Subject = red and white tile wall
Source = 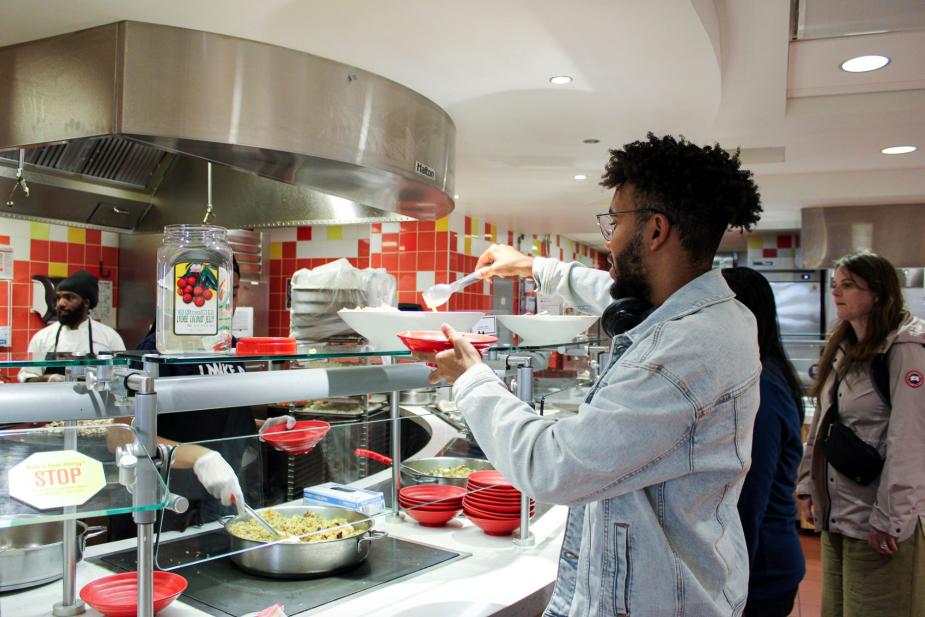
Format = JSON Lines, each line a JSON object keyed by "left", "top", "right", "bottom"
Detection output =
{"left": 0, "top": 219, "right": 120, "bottom": 381}
{"left": 265, "top": 212, "right": 606, "bottom": 338}
{"left": 746, "top": 233, "right": 801, "bottom": 269}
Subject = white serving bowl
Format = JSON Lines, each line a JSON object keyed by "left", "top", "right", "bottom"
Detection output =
{"left": 497, "top": 314, "right": 598, "bottom": 346}
{"left": 337, "top": 309, "right": 485, "bottom": 351}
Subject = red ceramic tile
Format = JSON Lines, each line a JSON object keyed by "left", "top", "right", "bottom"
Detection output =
{"left": 382, "top": 254, "right": 399, "bottom": 272}
{"left": 358, "top": 239, "right": 370, "bottom": 256}
{"left": 371, "top": 223, "right": 382, "bottom": 233}
{"left": 400, "top": 221, "right": 418, "bottom": 233}
{"left": 382, "top": 233, "right": 399, "bottom": 253}
{"left": 102, "top": 246, "right": 119, "bottom": 267}
{"left": 12, "top": 283, "right": 29, "bottom": 308}
{"left": 398, "top": 252, "right": 415, "bottom": 272}
{"left": 297, "top": 226, "right": 313, "bottom": 241}
{"left": 282, "top": 258, "right": 296, "bottom": 275}
{"left": 270, "top": 259, "right": 282, "bottom": 276}
{"left": 398, "top": 272, "right": 416, "bottom": 292}
{"left": 418, "top": 252, "right": 436, "bottom": 271}
{"left": 435, "top": 271, "right": 449, "bottom": 284}
{"left": 763, "top": 248, "right": 777, "bottom": 258}
{"left": 297, "top": 258, "right": 311, "bottom": 270}
{"left": 437, "top": 231, "right": 449, "bottom": 252}
{"left": 85, "top": 244, "right": 101, "bottom": 266}
{"left": 777, "top": 234, "right": 792, "bottom": 249}
{"left": 13, "top": 261, "right": 29, "bottom": 283}
{"left": 283, "top": 241, "right": 296, "bottom": 259}
{"left": 67, "top": 242, "right": 85, "bottom": 264}
{"left": 49, "top": 241, "right": 67, "bottom": 263}
{"left": 347, "top": 257, "right": 358, "bottom": 267}
{"left": 450, "top": 253, "right": 459, "bottom": 272}
{"left": 419, "top": 232, "right": 435, "bottom": 251}
{"left": 464, "top": 216, "right": 471, "bottom": 235}
{"left": 30, "top": 261, "right": 48, "bottom": 277}
{"left": 418, "top": 221, "right": 435, "bottom": 232}
{"left": 83, "top": 265, "right": 100, "bottom": 277}
{"left": 31, "top": 239, "right": 49, "bottom": 261}
{"left": 450, "top": 232, "right": 458, "bottom": 252}
{"left": 85, "top": 229, "right": 101, "bottom": 245}
{"left": 436, "top": 252, "right": 448, "bottom": 271}
{"left": 0, "top": 235, "right": 9, "bottom": 245}
{"left": 357, "top": 257, "right": 369, "bottom": 269}
{"left": 508, "top": 231, "right": 514, "bottom": 245}
{"left": 370, "top": 254, "right": 382, "bottom": 268}
{"left": 399, "top": 232, "right": 417, "bottom": 252}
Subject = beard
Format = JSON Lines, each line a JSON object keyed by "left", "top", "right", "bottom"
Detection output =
{"left": 609, "top": 229, "right": 652, "bottom": 301}
{"left": 57, "top": 307, "right": 83, "bottom": 328}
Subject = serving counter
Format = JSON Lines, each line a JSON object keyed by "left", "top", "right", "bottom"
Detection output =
{"left": 0, "top": 341, "right": 598, "bottom": 616}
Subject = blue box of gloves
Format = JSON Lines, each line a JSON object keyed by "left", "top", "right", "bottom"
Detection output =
{"left": 303, "top": 483, "right": 385, "bottom": 515}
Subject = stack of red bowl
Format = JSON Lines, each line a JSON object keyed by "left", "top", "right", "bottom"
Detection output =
{"left": 398, "top": 484, "right": 466, "bottom": 527}
{"left": 463, "top": 470, "right": 535, "bottom": 536}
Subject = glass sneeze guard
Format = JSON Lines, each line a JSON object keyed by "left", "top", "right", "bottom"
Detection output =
{"left": 0, "top": 423, "right": 168, "bottom": 527}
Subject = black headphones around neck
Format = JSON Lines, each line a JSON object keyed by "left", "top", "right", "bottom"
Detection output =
{"left": 601, "top": 297, "right": 654, "bottom": 337}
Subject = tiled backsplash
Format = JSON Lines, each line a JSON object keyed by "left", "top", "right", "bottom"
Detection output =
{"left": 0, "top": 219, "right": 120, "bottom": 381}
{"left": 266, "top": 212, "right": 606, "bottom": 338}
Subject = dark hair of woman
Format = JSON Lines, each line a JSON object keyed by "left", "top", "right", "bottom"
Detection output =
{"left": 721, "top": 267, "right": 804, "bottom": 422}
{"left": 811, "top": 250, "right": 908, "bottom": 401}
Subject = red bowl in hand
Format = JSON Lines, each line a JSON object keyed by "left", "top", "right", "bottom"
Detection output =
{"left": 260, "top": 420, "right": 331, "bottom": 455}
{"left": 396, "top": 330, "right": 498, "bottom": 354}
{"left": 404, "top": 506, "right": 462, "bottom": 527}
{"left": 80, "top": 571, "right": 187, "bottom": 617}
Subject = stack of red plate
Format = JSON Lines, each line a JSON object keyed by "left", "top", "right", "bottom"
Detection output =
{"left": 398, "top": 484, "right": 465, "bottom": 527}
{"left": 260, "top": 420, "right": 331, "bottom": 455}
{"left": 463, "top": 470, "right": 535, "bottom": 536}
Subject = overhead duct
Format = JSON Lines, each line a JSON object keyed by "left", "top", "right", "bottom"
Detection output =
{"left": 0, "top": 21, "right": 455, "bottom": 231}
{"left": 801, "top": 204, "right": 925, "bottom": 268}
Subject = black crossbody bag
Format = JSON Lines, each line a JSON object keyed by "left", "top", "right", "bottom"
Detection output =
{"left": 821, "top": 377, "right": 885, "bottom": 485}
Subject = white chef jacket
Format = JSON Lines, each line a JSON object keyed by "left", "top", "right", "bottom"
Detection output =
{"left": 17, "top": 318, "right": 126, "bottom": 382}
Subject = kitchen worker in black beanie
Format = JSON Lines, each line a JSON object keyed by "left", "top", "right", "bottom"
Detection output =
{"left": 18, "top": 270, "right": 125, "bottom": 382}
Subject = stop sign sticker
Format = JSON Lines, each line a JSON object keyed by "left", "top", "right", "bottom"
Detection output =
{"left": 8, "top": 451, "right": 106, "bottom": 510}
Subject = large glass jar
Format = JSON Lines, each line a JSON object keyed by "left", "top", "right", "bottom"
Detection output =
{"left": 156, "top": 225, "right": 233, "bottom": 353}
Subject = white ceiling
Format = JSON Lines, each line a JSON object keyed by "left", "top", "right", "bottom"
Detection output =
{"left": 1, "top": 0, "right": 923, "bottom": 244}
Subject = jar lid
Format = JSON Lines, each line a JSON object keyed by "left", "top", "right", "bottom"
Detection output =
{"left": 235, "top": 337, "right": 297, "bottom": 356}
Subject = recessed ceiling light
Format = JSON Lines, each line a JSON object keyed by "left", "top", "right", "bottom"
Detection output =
{"left": 583, "top": 138, "right": 600, "bottom": 144}
{"left": 549, "top": 75, "right": 573, "bottom": 85}
{"left": 880, "top": 145, "right": 917, "bottom": 155}
{"left": 573, "top": 174, "right": 587, "bottom": 181}
{"left": 453, "top": 194, "right": 459, "bottom": 199}
{"left": 840, "top": 55, "right": 890, "bottom": 73}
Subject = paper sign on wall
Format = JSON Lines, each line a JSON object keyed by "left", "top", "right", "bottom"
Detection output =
{"left": 8, "top": 450, "right": 106, "bottom": 510}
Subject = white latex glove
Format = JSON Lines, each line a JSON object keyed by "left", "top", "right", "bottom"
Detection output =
{"left": 192, "top": 450, "right": 243, "bottom": 507}
{"left": 46, "top": 374, "right": 66, "bottom": 382}
{"left": 259, "top": 415, "right": 296, "bottom": 434}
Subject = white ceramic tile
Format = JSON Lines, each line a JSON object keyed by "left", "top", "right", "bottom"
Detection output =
{"left": 370, "top": 234, "right": 382, "bottom": 253}
{"left": 415, "top": 270, "right": 435, "bottom": 291}
{"left": 11, "top": 237, "right": 29, "bottom": 260}
{"left": 49, "top": 224, "right": 68, "bottom": 242}
{"left": 268, "top": 227, "right": 297, "bottom": 242}
{"left": 381, "top": 222, "right": 401, "bottom": 233}
{"left": 0, "top": 218, "right": 29, "bottom": 240}
{"left": 101, "top": 231, "right": 120, "bottom": 247}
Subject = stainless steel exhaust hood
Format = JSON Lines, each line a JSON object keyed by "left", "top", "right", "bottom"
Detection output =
{"left": 802, "top": 204, "right": 925, "bottom": 268}
{"left": 0, "top": 21, "right": 455, "bottom": 231}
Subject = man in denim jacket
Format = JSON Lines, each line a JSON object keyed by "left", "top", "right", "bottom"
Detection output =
{"left": 421, "top": 134, "right": 764, "bottom": 616}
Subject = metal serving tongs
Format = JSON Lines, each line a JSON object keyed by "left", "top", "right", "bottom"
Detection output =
{"left": 230, "top": 494, "right": 284, "bottom": 540}
{"left": 5, "top": 149, "right": 30, "bottom": 208}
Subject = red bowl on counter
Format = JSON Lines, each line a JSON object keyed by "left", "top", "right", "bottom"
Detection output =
{"left": 260, "top": 420, "right": 331, "bottom": 455}
{"left": 463, "top": 499, "right": 535, "bottom": 520}
{"left": 400, "top": 484, "right": 467, "bottom": 502}
{"left": 236, "top": 337, "right": 297, "bottom": 356}
{"left": 403, "top": 506, "right": 462, "bottom": 527}
{"left": 466, "top": 513, "right": 523, "bottom": 536}
{"left": 464, "top": 494, "right": 534, "bottom": 514}
{"left": 466, "top": 470, "right": 515, "bottom": 488}
{"left": 80, "top": 571, "right": 187, "bottom": 617}
{"left": 396, "top": 330, "right": 498, "bottom": 354}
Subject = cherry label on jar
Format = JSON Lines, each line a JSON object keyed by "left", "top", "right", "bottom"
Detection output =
{"left": 173, "top": 261, "right": 221, "bottom": 335}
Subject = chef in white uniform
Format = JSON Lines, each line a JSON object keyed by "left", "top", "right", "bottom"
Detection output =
{"left": 18, "top": 270, "right": 125, "bottom": 382}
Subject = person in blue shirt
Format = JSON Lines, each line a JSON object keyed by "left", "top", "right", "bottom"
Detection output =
{"left": 722, "top": 267, "right": 806, "bottom": 617}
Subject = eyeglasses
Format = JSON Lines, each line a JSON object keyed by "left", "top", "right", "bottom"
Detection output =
{"left": 595, "top": 208, "right": 670, "bottom": 241}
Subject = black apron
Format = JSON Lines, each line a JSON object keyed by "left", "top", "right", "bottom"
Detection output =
{"left": 45, "top": 320, "right": 95, "bottom": 376}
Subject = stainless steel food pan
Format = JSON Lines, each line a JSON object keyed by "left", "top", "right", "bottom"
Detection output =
{"left": 0, "top": 520, "right": 106, "bottom": 592}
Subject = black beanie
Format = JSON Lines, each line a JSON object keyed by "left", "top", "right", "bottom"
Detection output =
{"left": 57, "top": 270, "right": 99, "bottom": 309}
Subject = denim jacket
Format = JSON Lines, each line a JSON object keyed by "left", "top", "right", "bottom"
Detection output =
{"left": 453, "top": 258, "right": 761, "bottom": 617}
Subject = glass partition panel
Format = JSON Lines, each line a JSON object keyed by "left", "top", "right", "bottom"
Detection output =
{"left": 0, "top": 353, "right": 130, "bottom": 368}
{"left": 149, "top": 405, "right": 546, "bottom": 570}
{"left": 0, "top": 423, "right": 167, "bottom": 527}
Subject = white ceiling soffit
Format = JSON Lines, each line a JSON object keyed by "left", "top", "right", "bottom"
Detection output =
{"left": 794, "top": 0, "right": 925, "bottom": 40}
{"left": 0, "top": 0, "right": 922, "bottom": 236}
